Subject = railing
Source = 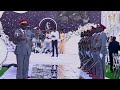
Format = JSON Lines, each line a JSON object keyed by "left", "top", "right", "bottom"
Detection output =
{"left": 105, "top": 53, "right": 120, "bottom": 79}
{"left": 112, "top": 53, "right": 120, "bottom": 79}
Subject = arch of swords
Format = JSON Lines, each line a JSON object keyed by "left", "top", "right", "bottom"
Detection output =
{"left": 78, "top": 11, "right": 120, "bottom": 79}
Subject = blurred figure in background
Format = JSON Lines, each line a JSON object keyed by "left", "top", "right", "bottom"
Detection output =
{"left": 108, "top": 36, "right": 120, "bottom": 73}
{"left": 109, "top": 36, "right": 113, "bottom": 43}
{"left": 32, "top": 27, "right": 41, "bottom": 53}
{"left": 59, "top": 29, "right": 65, "bottom": 54}
{"left": 51, "top": 29, "right": 59, "bottom": 57}
{"left": 42, "top": 31, "right": 51, "bottom": 54}
{"left": 14, "top": 20, "right": 35, "bottom": 79}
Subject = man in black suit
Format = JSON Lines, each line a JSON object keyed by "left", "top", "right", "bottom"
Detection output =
{"left": 108, "top": 36, "right": 119, "bottom": 73}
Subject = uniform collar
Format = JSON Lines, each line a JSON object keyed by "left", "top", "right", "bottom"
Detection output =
{"left": 92, "top": 33, "right": 96, "bottom": 36}
{"left": 100, "top": 31, "right": 104, "bottom": 34}
{"left": 20, "top": 28, "right": 25, "bottom": 31}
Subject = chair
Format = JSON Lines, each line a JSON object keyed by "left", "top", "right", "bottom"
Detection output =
{"left": 105, "top": 54, "right": 110, "bottom": 72}
{"left": 113, "top": 53, "right": 120, "bottom": 79}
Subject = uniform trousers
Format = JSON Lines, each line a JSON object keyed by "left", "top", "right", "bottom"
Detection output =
{"left": 16, "top": 54, "right": 30, "bottom": 79}
{"left": 52, "top": 40, "right": 58, "bottom": 56}
{"left": 96, "top": 52, "right": 105, "bottom": 79}
{"left": 109, "top": 53, "right": 114, "bottom": 72}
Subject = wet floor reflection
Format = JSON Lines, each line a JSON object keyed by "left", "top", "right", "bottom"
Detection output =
{"left": 30, "top": 64, "right": 80, "bottom": 79}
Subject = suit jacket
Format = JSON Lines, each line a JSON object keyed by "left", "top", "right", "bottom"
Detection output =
{"left": 97, "top": 32, "right": 107, "bottom": 55}
{"left": 108, "top": 40, "right": 119, "bottom": 54}
{"left": 14, "top": 28, "right": 35, "bottom": 55}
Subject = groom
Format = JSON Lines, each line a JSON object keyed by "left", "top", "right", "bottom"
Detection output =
{"left": 50, "top": 29, "right": 59, "bottom": 57}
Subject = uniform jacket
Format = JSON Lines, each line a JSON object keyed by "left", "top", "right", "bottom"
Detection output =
{"left": 14, "top": 28, "right": 35, "bottom": 55}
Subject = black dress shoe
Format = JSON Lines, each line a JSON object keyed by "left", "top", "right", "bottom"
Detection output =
{"left": 110, "top": 69, "right": 113, "bottom": 73}
{"left": 51, "top": 55, "right": 54, "bottom": 57}
{"left": 78, "top": 67, "right": 81, "bottom": 69}
{"left": 110, "top": 70, "right": 113, "bottom": 73}
{"left": 27, "top": 76, "right": 31, "bottom": 79}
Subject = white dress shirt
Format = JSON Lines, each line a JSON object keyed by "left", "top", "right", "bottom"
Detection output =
{"left": 15, "top": 29, "right": 25, "bottom": 37}
{"left": 16, "top": 28, "right": 25, "bottom": 37}
{"left": 50, "top": 31, "right": 59, "bottom": 41}
{"left": 20, "top": 29, "right": 26, "bottom": 34}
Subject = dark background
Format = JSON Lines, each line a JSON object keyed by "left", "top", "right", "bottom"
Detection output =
{"left": 0, "top": 11, "right": 101, "bottom": 44}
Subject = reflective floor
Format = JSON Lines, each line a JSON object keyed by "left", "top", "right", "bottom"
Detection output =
{"left": 0, "top": 52, "right": 84, "bottom": 79}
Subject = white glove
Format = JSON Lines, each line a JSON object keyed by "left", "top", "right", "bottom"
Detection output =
{"left": 91, "top": 54, "right": 93, "bottom": 58}
{"left": 16, "top": 33, "right": 19, "bottom": 36}
{"left": 86, "top": 51, "right": 90, "bottom": 56}
{"left": 86, "top": 51, "right": 88, "bottom": 55}
{"left": 81, "top": 52, "right": 83, "bottom": 56}
{"left": 99, "top": 53, "right": 103, "bottom": 59}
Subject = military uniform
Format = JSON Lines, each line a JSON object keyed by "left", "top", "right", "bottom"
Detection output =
{"left": 97, "top": 27, "right": 107, "bottom": 79}
{"left": 87, "top": 32, "right": 93, "bottom": 74}
{"left": 94, "top": 32, "right": 101, "bottom": 78}
{"left": 78, "top": 31, "right": 87, "bottom": 69}
{"left": 14, "top": 20, "right": 35, "bottom": 79}
{"left": 78, "top": 37, "right": 83, "bottom": 67}
{"left": 85, "top": 31, "right": 90, "bottom": 70}
{"left": 93, "top": 24, "right": 107, "bottom": 79}
{"left": 78, "top": 24, "right": 107, "bottom": 79}
{"left": 90, "top": 27, "right": 101, "bottom": 78}
{"left": 83, "top": 32, "right": 88, "bottom": 70}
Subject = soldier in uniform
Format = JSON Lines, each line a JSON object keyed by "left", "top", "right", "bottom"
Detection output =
{"left": 78, "top": 30, "right": 87, "bottom": 70}
{"left": 78, "top": 32, "right": 83, "bottom": 69}
{"left": 14, "top": 20, "right": 35, "bottom": 79}
{"left": 78, "top": 32, "right": 82, "bottom": 68}
{"left": 85, "top": 30, "right": 90, "bottom": 71}
{"left": 89, "top": 29, "right": 95, "bottom": 77}
{"left": 91, "top": 26, "right": 101, "bottom": 78}
{"left": 83, "top": 31, "right": 88, "bottom": 71}
{"left": 97, "top": 24, "right": 107, "bottom": 79}
{"left": 93, "top": 25, "right": 102, "bottom": 78}
{"left": 86, "top": 30, "right": 93, "bottom": 75}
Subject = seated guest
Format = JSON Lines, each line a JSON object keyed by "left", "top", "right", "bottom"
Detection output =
{"left": 42, "top": 31, "right": 51, "bottom": 54}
